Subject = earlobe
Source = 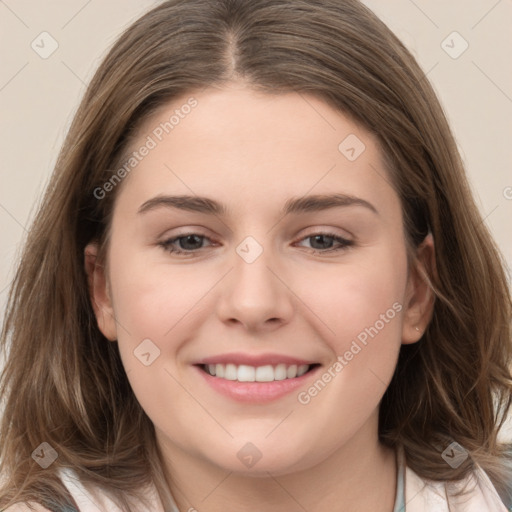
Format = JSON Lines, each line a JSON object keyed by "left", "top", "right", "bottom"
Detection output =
{"left": 402, "top": 233, "right": 436, "bottom": 345}
{"left": 84, "top": 242, "right": 117, "bottom": 341}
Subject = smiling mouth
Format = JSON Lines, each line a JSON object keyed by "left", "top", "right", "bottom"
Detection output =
{"left": 199, "top": 363, "right": 320, "bottom": 382}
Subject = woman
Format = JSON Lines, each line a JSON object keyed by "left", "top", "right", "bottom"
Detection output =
{"left": 1, "top": 1, "right": 511, "bottom": 510}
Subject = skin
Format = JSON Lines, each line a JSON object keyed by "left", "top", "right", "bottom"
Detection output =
{"left": 85, "top": 82, "right": 434, "bottom": 512}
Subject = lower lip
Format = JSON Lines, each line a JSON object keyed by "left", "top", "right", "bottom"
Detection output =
{"left": 194, "top": 365, "right": 321, "bottom": 403}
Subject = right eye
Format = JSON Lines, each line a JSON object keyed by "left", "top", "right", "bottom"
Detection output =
{"left": 158, "top": 233, "right": 216, "bottom": 256}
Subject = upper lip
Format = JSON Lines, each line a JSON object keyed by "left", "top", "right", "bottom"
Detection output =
{"left": 194, "top": 352, "right": 318, "bottom": 367}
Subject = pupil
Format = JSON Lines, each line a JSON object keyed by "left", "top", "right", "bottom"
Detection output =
{"left": 181, "top": 235, "right": 201, "bottom": 250}
{"left": 312, "top": 235, "right": 332, "bottom": 249}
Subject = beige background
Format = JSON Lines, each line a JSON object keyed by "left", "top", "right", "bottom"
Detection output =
{"left": 0, "top": 2, "right": 511, "bottom": 431}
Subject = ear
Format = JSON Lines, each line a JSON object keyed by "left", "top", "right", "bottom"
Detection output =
{"left": 84, "top": 242, "right": 117, "bottom": 341}
{"left": 401, "top": 233, "right": 436, "bottom": 344}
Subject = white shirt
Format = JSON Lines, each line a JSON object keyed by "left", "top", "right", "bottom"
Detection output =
{"left": 5, "top": 452, "right": 509, "bottom": 511}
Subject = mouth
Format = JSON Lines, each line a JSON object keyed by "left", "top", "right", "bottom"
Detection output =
{"left": 193, "top": 361, "right": 322, "bottom": 403}
{"left": 198, "top": 362, "right": 320, "bottom": 382}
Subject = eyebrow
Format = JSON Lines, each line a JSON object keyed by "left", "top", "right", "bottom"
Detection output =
{"left": 137, "top": 193, "right": 379, "bottom": 217}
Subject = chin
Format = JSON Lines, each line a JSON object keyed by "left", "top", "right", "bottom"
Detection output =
{"left": 204, "top": 438, "right": 318, "bottom": 477}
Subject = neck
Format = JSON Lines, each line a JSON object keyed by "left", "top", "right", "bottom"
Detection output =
{"left": 157, "top": 417, "right": 397, "bottom": 512}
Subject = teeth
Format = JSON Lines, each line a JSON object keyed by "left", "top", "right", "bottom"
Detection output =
{"left": 216, "top": 364, "right": 225, "bottom": 378}
{"left": 297, "top": 364, "right": 309, "bottom": 377}
{"left": 274, "top": 364, "right": 287, "bottom": 381}
{"left": 237, "top": 365, "right": 255, "bottom": 382}
{"left": 255, "top": 365, "right": 274, "bottom": 382}
{"left": 224, "top": 364, "right": 237, "bottom": 381}
{"left": 287, "top": 364, "right": 297, "bottom": 378}
{"left": 204, "top": 363, "right": 313, "bottom": 381}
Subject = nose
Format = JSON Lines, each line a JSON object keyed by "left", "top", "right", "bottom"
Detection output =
{"left": 215, "top": 241, "right": 294, "bottom": 333}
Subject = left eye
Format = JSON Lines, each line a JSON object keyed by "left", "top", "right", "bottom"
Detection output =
{"left": 296, "top": 233, "right": 353, "bottom": 252}
{"left": 158, "top": 232, "right": 353, "bottom": 256}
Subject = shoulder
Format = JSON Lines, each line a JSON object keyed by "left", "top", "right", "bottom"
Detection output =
{"left": 405, "top": 463, "right": 509, "bottom": 511}
{"left": 57, "top": 467, "right": 167, "bottom": 512}
{"left": 3, "top": 503, "right": 53, "bottom": 512}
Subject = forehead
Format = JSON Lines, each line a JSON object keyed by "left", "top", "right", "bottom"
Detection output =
{"left": 112, "top": 85, "right": 398, "bottom": 220}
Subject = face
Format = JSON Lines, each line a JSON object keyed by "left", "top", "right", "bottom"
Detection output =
{"left": 86, "top": 83, "right": 430, "bottom": 477}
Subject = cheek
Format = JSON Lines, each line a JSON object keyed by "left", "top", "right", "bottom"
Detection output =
{"left": 108, "top": 247, "right": 220, "bottom": 340}
{"left": 293, "top": 247, "right": 407, "bottom": 406}
{"left": 106, "top": 248, "right": 223, "bottom": 409}
{"left": 106, "top": 252, "right": 208, "bottom": 439}
{"left": 296, "top": 250, "right": 407, "bottom": 349}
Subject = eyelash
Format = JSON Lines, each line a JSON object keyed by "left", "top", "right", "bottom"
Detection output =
{"left": 158, "top": 232, "right": 354, "bottom": 256}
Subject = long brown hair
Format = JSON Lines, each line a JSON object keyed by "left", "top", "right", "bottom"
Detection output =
{"left": 1, "top": 0, "right": 511, "bottom": 510}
